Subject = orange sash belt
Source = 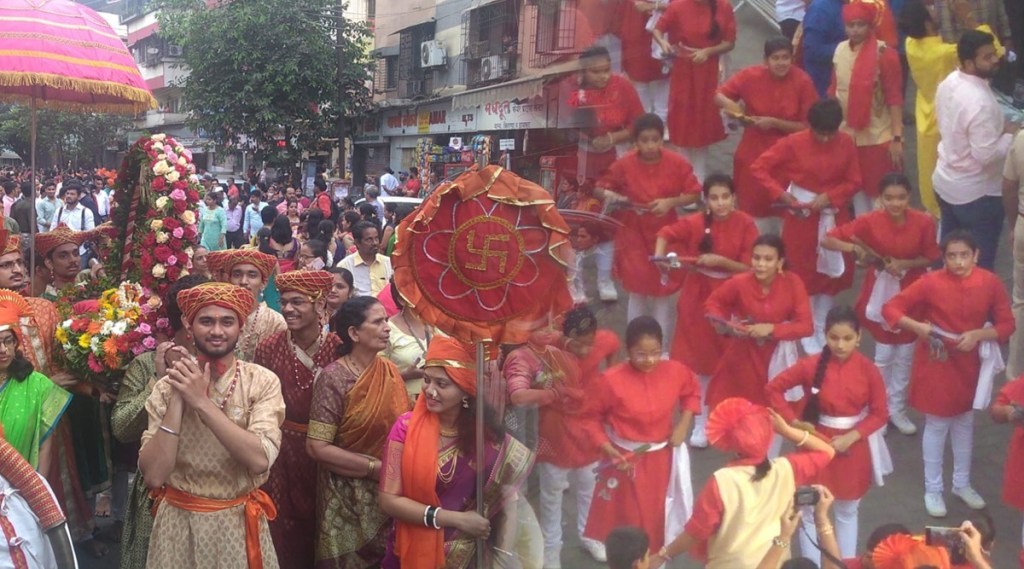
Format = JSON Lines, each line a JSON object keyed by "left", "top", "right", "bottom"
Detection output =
{"left": 150, "top": 485, "right": 278, "bottom": 569}
{"left": 281, "top": 419, "right": 308, "bottom": 434}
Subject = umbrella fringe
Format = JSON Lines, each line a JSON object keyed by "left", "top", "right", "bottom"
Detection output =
{"left": 0, "top": 71, "right": 156, "bottom": 113}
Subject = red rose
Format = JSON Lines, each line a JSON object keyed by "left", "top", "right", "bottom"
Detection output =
{"left": 172, "top": 180, "right": 188, "bottom": 191}
{"left": 166, "top": 266, "right": 181, "bottom": 281}
{"left": 142, "top": 234, "right": 156, "bottom": 247}
{"left": 175, "top": 164, "right": 187, "bottom": 175}
{"left": 183, "top": 227, "right": 197, "bottom": 241}
{"left": 151, "top": 176, "right": 166, "bottom": 190}
{"left": 163, "top": 218, "right": 181, "bottom": 230}
{"left": 153, "top": 245, "right": 173, "bottom": 263}
{"left": 173, "top": 200, "right": 187, "bottom": 214}
{"left": 168, "top": 238, "right": 183, "bottom": 252}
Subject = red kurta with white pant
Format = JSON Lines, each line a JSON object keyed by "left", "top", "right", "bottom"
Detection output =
{"left": 882, "top": 267, "right": 1014, "bottom": 417}
{"left": 583, "top": 359, "right": 700, "bottom": 550}
{"left": 656, "top": 210, "right": 759, "bottom": 375}
{"left": 765, "top": 352, "right": 889, "bottom": 499}
{"left": 598, "top": 149, "right": 703, "bottom": 296}
{"left": 826, "top": 209, "right": 941, "bottom": 344}
{"left": 995, "top": 376, "right": 1024, "bottom": 511}
{"left": 704, "top": 271, "right": 814, "bottom": 408}
{"left": 750, "top": 129, "right": 861, "bottom": 296}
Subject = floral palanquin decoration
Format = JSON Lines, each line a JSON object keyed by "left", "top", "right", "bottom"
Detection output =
{"left": 391, "top": 164, "right": 573, "bottom": 344}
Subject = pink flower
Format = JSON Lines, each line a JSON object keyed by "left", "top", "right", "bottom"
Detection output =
{"left": 156, "top": 318, "right": 169, "bottom": 329}
{"left": 169, "top": 189, "right": 186, "bottom": 201}
{"left": 87, "top": 353, "right": 104, "bottom": 373}
{"left": 172, "top": 228, "right": 184, "bottom": 239}
{"left": 181, "top": 148, "right": 193, "bottom": 161}
{"left": 131, "top": 344, "right": 147, "bottom": 356}
{"left": 166, "top": 151, "right": 178, "bottom": 163}
{"left": 137, "top": 322, "right": 152, "bottom": 335}
{"left": 167, "top": 255, "right": 178, "bottom": 267}
{"left": 142, "top": 336, "right": 157, "bottom": 350}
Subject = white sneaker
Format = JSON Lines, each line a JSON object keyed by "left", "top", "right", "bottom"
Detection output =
{"left": 597, "top": 279, "right": 618, "bottom": 302}
{"left": 690, "top": 424, "right": 708, "bottom": 448}
{"left": 581, "top": 538, "right": 607, "bottom": 562}
{"left": 953, "top": 486, "right": 987, "bottom": 510}
{"left": 890, "top": 413, "right": 918, "bottom": 435}
{"left": 543, "top": 546, "right": 561, "bottom": 569}
{"left": 924, "top": 492, "right": 947, "bottom": 517}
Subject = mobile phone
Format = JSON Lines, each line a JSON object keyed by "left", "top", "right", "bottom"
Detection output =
{"left": 794, "top": 486, "right": 819, "bottom": 507}
{"left": 309, "top": 257, "right": 325, "bottom": 270}
{"left": 925, "top": 526, "right": 966, "bottom": 564}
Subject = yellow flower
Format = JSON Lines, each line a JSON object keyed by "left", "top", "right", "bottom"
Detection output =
{"left": 181, "top": 210, "right": 196, "bottom": 225}
{"left": 55, "top": 327, "right": 68, "bottom": 344}
{"left": 78, "top": 333, "right": 92, "bottom": 349}
{"left": 151, "top": 219, "right": 164, "bottom": 231}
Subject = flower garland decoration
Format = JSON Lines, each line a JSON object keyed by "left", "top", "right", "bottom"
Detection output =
{"left": 55, "top": 282, "right": 160, "bottom": 389}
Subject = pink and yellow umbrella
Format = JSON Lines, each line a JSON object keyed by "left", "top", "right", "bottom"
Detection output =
{"left": 0, "top": 0, "right": 156, "bottom": 278}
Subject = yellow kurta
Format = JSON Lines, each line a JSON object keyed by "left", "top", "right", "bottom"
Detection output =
{"left": 905, "top": 26, "right": 1002, "bottom": 217}
{"left": 141, "top": 362, "right": 285, "bottom": 569}
{"left": 235, "top": 302, "right": 286, "bottom": 362}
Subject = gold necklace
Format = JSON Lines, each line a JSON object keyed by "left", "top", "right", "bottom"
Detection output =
{"left": 437, "top": 444, "right": 459, "bottom": 484}
{"left": 440, "top": 426, "right": 458, "bottom": 438}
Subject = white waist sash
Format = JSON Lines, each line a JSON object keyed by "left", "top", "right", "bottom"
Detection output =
{"left": 606, "top": 428, "right": 693, "bottom": 546}
{"left": 818, "top": 409, "right": 893, "bottom": 486}
{"left": 932, "top": 323, "right": 1004, "bottom": 410}
{"left": 788, "top": 183, "right": 844, "bottom": 278}
{"left": 0, "top": 474, "right": 64, "bottom": 569}
{"left": 769, "top": 340, "right": 803, "bottom": 402}
{"left": 864, "top": 270, "right": 902, "bottom": 326}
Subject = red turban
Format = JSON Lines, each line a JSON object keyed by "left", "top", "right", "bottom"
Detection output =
{"left": 177, "top": 282, "right": 256, "bottom": 325}
{"left": 0, "top": 289, "right": 30, "bottom": 345}
{"left": 276, "top": 269, "right": 334, "bottom": 300}
{"left": 215, "top": 249, "right": 277, "bottom": 281}
{"left": 842, "top": 1, "right": 881, "bottom": 130}
{"left": 1, "top": 234, "right": 18, "bottom": 257}
{"left": 706, "top": 398, "right": 774, "bottom": 461}
{"left": 842, "top": 1, "right": 877, "bottom": 23}
{"left": 423, "top": 336, "right": 477, "bottom": 397}
{"left": 34, "top": 225, "right": 81, "bottom": 259}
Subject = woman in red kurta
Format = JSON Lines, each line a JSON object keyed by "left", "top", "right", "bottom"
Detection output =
{"left": 751, "top": 98, "right": 861, "bottom": 355}
{"left": 567, "top": 46, "right": 646, "bottom": 179}
{"left": 653, "top": 0, "right": 736, "bottom": 179}
{"left": 653, "top": 174, "right": 758, "bottom": 447}
{"left": 618, "top": 0, "right": 669, "bottom": 119}
{"left": 704, "top": 234, "right": 814, "bottom": 409}
{"left": 766, "top": 305, "right": 889, "bottom": 560}
{"left": 715, "top": 37, "right": 819, "bottom": 222}
{"left": 991, "top": 376, "right": 1024, "bottom": 567}
{"left": 882, "top": 231, "right": 1014, "bottom": 518}
{"left": 596, "top": 113, "right": 702, "bottom": 347}
{"left": 583, "top": 315, "right": 699, "bottom": 552}
{"left": 650, "top": 397, "right": 835, "bottom": 568}
{"left": 822, "top": 173, "right": 940, "bottom": 435}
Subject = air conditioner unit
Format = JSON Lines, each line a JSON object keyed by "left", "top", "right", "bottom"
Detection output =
{"left": 420, "top": 40, "right": 446, "bottom": 68}
{"left": 479, "top": 55, "right": 508, "bottom": 81}
{"left": 167, "top": 45, "right": 183, "bottom": 57}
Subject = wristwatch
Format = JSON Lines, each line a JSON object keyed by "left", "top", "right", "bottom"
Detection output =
{"left": 772, "top": 536, "right": 790, "bottom": 549}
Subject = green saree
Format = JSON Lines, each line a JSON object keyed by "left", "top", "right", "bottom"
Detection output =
{"left": 0, "top": 371, "right": 72, "bottom": 468}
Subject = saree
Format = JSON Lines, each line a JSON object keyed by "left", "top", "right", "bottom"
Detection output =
{"left": 308, "top": 356, "right": 409, "bottom": 569}
{"left": 0, "top": 371, "right": 71, "bottom": 468}
{"left": 381, "top": 413, "right": 535, "bottom": 569}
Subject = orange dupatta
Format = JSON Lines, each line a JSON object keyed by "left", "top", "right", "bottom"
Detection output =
{"left": 337, "top": 356, "right": 410, "bottom": 456}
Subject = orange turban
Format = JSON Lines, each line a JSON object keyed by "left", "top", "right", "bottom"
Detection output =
{"left": 706, "top": 398, "right": 774, "bottom": 461}
{"left": 176, "top": 282, "right": 256, "bottom": 325}
{"left": 872, "top": 534, "right": 951, "bottom": 569}
{"left": 215, "top": 249, "right": 277, "bottom": 281}
{"left": 34, "top": 225, "right": 81, "bottom": 259}
{"left": 205, "top": 250, "right": 229, "bottom": 280}
{"left": 2, "top": 234, "right": 20, "bottom": 257}
{"left": 276, "top": 269, "right": 334, "bottom": 300}
{"left": 0, "top": 290, "right": 32, "bottom": 345}
{"left": 423, "top": 336, "right": 477, "bottom": 397}
{"left": 842, "top": 0, "right": 877, "bottom": 23}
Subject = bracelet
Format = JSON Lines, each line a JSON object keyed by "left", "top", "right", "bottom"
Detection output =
{"left": 658, "top": 546, "right": 673, "bottom": 560}
{"left": 423, "top": 505, "right": 432, "bottom": 528}
{"left": 773, "top": 536, "right": 789, "bottom": 549}
{"left": 796, "top": 430, "right": 809, "bottom": 447}
{"left": 818, "top": 523, "right": 835, "bottom": 536}
{"left": 432, "top": 507, "right": 443, "bottom": 530}
{"left": 159, "top": 425, "right": 180, "bottom": 437}
{"left": 366, "top": 458, "right": 376, "bottom": 478}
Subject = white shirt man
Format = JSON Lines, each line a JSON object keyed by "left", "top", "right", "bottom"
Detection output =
{"left": 379, "top": 169, "right": 400, "bottom": 196}
{"left": 94, "top": 188, "right": 111, "bottom": 219}
{"left": 48, "top": 186, "right": 95, "bottom": 233}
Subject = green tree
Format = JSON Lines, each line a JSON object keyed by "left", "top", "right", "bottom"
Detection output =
{"left": 157, "top": 0, "right": 374, "bottom": 171}
{"left": 0, "top": 104, "right": 132, "bottom": 168}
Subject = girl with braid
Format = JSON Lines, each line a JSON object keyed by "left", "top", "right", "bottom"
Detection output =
{"left": 765, "top": 306, "right": 891, "bottom": 562}
{"left": 653, "top": 174, "right": 758, "bottom": 447}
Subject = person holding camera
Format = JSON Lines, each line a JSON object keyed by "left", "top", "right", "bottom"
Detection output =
{"left": 990, "top": 373, "right": 1024, "bottom": 566}
{"left": 759, "top": 485, "right": 844, "bottom": 569}
{"left": 766, "top": 306, "right": 891, "bottom": 562}
{"left": 650, "top": 397, "right": 835, "bottom": 568}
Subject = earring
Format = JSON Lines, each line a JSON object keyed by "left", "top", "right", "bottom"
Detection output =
{"left": 462, "top": 398, "right": 470, "bottom": 409}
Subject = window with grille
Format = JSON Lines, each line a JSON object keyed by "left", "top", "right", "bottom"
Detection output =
{"left": 531, "top": 0, "right": 579, "bottom": 67}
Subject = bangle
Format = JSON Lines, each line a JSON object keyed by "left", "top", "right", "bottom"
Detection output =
{"left": 818, "top": 523, "right": 835, "bottom": 536}
{"left": 658, "top": 546, "right": 672, "bottom": 559}
{"left": 366, "top": 458, "right": 375, "bottom": 478}
{"left": 423, "top": 505, "right": 432, "bottom": 527}
{"left": 773, "top": 536, "right": 789, "bottom": 549}
{"left": 159, "top": 425, "right": 179, "bottom": 437}
{"left": 432, "top": 507, "right": 443, "bottom": 529}
{"left": 796, "top": 430, "right": 809, "bottom": 447}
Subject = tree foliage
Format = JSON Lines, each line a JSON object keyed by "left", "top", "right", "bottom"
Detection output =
{"left": 156, "top": 0, "right": 374, "bottom": 166}
{"left": 0, "top": 104, "right": 132, "bottom": 168}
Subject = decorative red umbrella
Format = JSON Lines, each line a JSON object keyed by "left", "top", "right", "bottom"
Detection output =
{"left": 0, "top": 0, "right": 156, "bottom": 278}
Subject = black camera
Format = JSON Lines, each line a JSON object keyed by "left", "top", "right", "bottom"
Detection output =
{"left": 925, "top": 526, "right": 966, "bottom": 565}
{"left": 794, "top": 486, "right": 819, "bottom": 507}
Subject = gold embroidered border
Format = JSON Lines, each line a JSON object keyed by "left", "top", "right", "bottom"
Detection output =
{"left": 307, "top": 420, "right": 338, "bottom": 443}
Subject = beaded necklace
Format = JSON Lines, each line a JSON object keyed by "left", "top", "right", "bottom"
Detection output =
{"left": 290, "top": 330, "right": 324, "bottom": 391}
{"left": 212, "top": 361, "right": 241, "bottom": 410}
{"left": 237, "top": 304, "right": 262, "bottom": 359}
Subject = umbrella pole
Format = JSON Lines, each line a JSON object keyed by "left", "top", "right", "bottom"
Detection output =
{"left": 29, "top": 99, "right": 37, "bottom": 287}
{"left": 475, "top": 341, "right": 486, "bottom": 568}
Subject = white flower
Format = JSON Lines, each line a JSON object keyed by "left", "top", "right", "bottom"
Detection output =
{"left": 151, "top": 134, "right": 166, "bottom": 142}
{"left": 90, "top": 336, "right": 101, "bottom": 351}
{"left": 155, "top": 196, "right": 169, "bottom": 209}
{"left": 181, "top": 210, "right": 195, "bottom": 225}
{"left": 166, "top": 171, "right": 181, "bottom": 183}
{"left": 153, "top": 162, "right": 171, "bottom": 176}
{"left": 157, "top": 154, "right": 167, "bottom": 162}
{"left": 150, "top": 219, "right": 163, "bottom": 231}
{"left": 184, "top": 247, "right": 194, "bottom": 258}
{"left": 112, "top": 321, "right": 128, "bottom": 335}
{"left": 177, "top": 157, "right": 187, "bottom": 166}
{"left": 62, "top": 319, "right": 73, "bottom": 328}
{"left": 152, "top": 142, "right": 164, "bottom": 152}
{"left": 100, "top": 320, "right": 114, "bottom": 335}
{"left": 156, "top": 231, "right": 169, "bottom": 244}
{"left": 152, "top": 264, "right": 167, "bottom": 278}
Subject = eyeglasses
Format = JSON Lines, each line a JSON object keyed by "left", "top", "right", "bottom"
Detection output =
{"left": 279, "top": 298, "right": 313, "bottom": 309}
{"left": 0, "top": 336, "right": 18, "bottom": 351}
{"left": 0, "top": 259, "right": 25, "bottom": 271}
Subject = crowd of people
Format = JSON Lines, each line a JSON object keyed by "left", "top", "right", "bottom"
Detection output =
{"left": 1, "top": 0, "right": 1024, "bottom": 565}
